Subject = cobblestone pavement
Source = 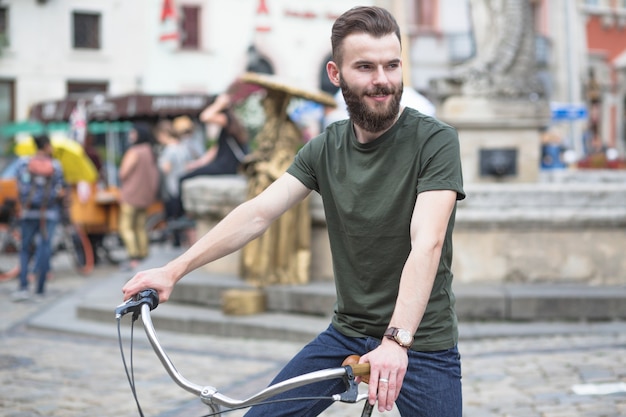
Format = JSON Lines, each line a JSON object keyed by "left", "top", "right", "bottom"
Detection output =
{"left": 1, "top": 253, "right": 626, "bottom": 417}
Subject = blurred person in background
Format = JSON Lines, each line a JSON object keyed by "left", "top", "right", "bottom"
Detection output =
{"left": 173, "top": 115, "right": 204, "bottom": 162}
{"left": 13, "top": 135, "right": 65, "bottom": 301}
{"left": 183, "top": 93, "right": 248, "bottom": 180}
{"left": 118, "top": 123, "right": 160, "bottom": 271}
{"left": 175, "top": 94, "right": 249, "bottom": 220}
{"left": 155, "top": 120, "right": 193, "bottom": 247}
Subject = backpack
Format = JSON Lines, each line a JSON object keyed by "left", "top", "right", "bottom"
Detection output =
{"left": 18, "top": 156, "right": 57, "bottom": 210}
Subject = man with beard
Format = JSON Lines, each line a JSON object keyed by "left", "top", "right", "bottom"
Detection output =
{"left": 122, "top": 6, "right": 465, "bottom": 416}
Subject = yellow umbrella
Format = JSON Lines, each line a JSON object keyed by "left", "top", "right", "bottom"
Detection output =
{"left": 14, "top": 135, "right": 98, "bottom": 184}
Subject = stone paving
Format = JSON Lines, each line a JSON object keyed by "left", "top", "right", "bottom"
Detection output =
{"left": 1, "top": 251, "right": 626, "bottom": 417}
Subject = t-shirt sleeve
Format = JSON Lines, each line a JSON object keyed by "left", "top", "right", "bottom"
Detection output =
{"left": 416, "top": 126, "right": 466, "bottom": 201}
{"left": 287, "top": 137, "right": 319, "bottom": 192}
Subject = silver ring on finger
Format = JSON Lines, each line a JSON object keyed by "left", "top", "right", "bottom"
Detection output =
{"left": 379, "top": 378, "right": 389, "bottom": 384}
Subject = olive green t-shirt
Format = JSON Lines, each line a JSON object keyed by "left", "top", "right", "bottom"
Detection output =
{"left": 287, "top": 107, "right": 465, "bottom": 351}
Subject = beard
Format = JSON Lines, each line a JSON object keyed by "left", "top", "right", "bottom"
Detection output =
{"left": 340, "top": 77, "right": 403, "bottom": 133}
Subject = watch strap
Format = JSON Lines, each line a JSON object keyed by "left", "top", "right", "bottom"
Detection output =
{"left": 384, "top": 327, "right": 413, "bottom": 348}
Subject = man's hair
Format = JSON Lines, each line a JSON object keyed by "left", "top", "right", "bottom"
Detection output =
{"left": 33, "top": 134, "right": 51, "bottom": 150}
{"left": 331, "top": 6, "right": 401, "bottom": 67}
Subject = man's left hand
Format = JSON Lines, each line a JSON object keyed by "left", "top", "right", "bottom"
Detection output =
{"left": 360, "top": 339, "right": 408, "bottom": 412}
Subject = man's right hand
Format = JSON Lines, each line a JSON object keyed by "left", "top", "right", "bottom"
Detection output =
{"left": 122, "top": 266, "right": 176, "bottom": 304}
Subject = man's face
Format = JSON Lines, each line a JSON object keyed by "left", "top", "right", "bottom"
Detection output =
{"left": 333, "top": 33, "right": 403, "bottom": 133}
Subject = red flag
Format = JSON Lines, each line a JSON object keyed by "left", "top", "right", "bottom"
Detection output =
{"left": 159, "top": 0, "right": 179, "bottom": 44}
{"left": 255, "top": 0, "right": 271, "bottom": 32}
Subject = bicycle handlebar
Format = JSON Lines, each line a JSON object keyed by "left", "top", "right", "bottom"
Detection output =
{"left": 115, "top": 289, "right": 159, "bottom": 319}
{"left": 117, "top": 289, "right": 372, "bottom": 413}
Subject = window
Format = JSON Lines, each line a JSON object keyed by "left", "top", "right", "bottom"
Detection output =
{"left": 448, "top": 32, "right": 474, "bottom": 64}
{"left": 67, "top": 81, "right": 108, "bottom": 97}
{"left": 0, "top": 7, "right": 8, "bottom": 47}
{"left": 73, "top": 12, "right": 101, "bottom": 49}
{"left": 0, "top": 80, "right": 15, "bottom": 126}
{"left": 180, "top": 6, "right": 200, "bottom": 49}
{"left": 416, "top": 0, "right": 438, "bottom": 33}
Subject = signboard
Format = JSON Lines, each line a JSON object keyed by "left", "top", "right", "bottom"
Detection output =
{"left": 29, "top": 93, "right": 214, "bottom": 123}
{"left": 550, "top": 102, "right": 588, "bottom": 121}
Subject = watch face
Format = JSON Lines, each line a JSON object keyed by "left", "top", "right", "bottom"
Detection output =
{"left": 397, "top": 329, "right": 412, "bottom": 345}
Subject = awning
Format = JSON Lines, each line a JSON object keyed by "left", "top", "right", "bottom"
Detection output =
{"left": 29, "top": 93, "right": 215, "bottom": 123}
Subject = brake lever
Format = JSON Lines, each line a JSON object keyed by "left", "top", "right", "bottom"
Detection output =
{"left": 115, "top": 289, "right": 159, "bottom": 319}
{"left": 334, "top": 365, "right": 360, "bottom": 403}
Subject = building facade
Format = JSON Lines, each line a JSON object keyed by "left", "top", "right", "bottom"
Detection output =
{"left": 0, "top": 0, "right": 624, "bottom": 162}
{"left": 0, "top": 0, "right": 370, "bottom": 124}
{"left": 581, "top": 0, "right": 626, "bottom": 155}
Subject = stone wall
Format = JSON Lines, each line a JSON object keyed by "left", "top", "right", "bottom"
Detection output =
{"left": 182, "top": 172, "right": 626, "bottom": 285}
{"left": 455, "top": 174, "right": 626, "bottom": 284}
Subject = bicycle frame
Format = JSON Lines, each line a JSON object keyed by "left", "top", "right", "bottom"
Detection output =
{"left": 118, "top": 291, "right": 371, "bottom": 416}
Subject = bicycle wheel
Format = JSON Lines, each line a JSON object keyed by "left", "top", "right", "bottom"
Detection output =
{"left": 62, "top": 224, "right": 94, "bottom": 275}
{"left": 146, "top": 211, "right": 167, "bottom": 244}
{"left": 0, "top": 221, "right": 21, "bottom": 281}
{"left": 98, "top": 232, "right": 126, "bottom": 265}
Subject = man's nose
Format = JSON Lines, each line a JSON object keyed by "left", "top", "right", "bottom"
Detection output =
{"left": 372, "top": 66, "right": 389, "bottom": 86}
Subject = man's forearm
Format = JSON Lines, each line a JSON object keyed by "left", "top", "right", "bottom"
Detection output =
{"left": 388, "top": 243, "right": 441, "bottom": 335}
{"left": 163, "top": 173, "right": 311, "bottom": 284}
{"left": 164, "top": 200, "right": 268, "bottom": 281}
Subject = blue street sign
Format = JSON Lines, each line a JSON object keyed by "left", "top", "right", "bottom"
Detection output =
{"left": 550, "top": 103, "right": 588, "bottom": 121}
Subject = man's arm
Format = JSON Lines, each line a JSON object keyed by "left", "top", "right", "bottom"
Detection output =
{"left": 122, "top": 173, "right": 311, "bottom": 302}
{"left": 362, "top": 189, "right": 458, "bottom": 412}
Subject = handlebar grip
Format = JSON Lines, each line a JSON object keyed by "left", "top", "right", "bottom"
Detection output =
{"left": 342, "top": 355, "right": 370, "bottom": 384}
{"left": 350, "top": 363, "right": 371, "bottom": 377}
{"left": 115, "top": 288, "right": 159, "bottom": 318}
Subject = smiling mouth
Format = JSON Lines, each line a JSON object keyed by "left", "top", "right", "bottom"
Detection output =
{"left": 366, "top": 93, "right": 390, "bottom": 104}
{"left": 365, "top": 88, "right": 393, "bottom": 100}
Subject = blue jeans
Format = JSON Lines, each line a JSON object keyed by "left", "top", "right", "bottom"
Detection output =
{"left": 18, "top": 218, "right": 57, "bottom": 295}
{"left": 244, "top": 325, "right": 462, "bottom": 417}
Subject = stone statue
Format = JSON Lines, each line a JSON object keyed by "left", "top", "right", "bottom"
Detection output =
{"left": 437, "top": 0, "right": 545, "bottom": 99}
{"left": 241, "top": 88, "right": 311, "bottom": 286}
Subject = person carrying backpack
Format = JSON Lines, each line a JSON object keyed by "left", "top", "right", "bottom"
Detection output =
{"left": 12, "top": 134, "right": 65, "bottom": 302}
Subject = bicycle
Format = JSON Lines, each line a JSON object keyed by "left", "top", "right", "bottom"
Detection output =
{"left": 54, "top": 208, "right": 94, "bottom": 275}
{"left": 0, "top": 200, "right": 20, "bottom": 280}
{"left": 115, "top": 289, "right": 375, "bottom": 417}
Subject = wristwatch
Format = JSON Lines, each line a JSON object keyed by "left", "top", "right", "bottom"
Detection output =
{"left": 384, "top": 327, "right": 414, "bottom": 348}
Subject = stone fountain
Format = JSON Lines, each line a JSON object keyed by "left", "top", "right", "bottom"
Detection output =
{"left": 431, "top": 0, "right": 626, "bottom": 285}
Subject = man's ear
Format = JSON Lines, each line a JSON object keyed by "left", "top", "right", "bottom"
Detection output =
{"left": 326, "top": 61, "right": 341, "bottom": 87}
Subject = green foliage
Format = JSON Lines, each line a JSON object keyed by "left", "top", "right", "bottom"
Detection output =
{"left": 234, "top": 91, "right": 266, "bottom": 152}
